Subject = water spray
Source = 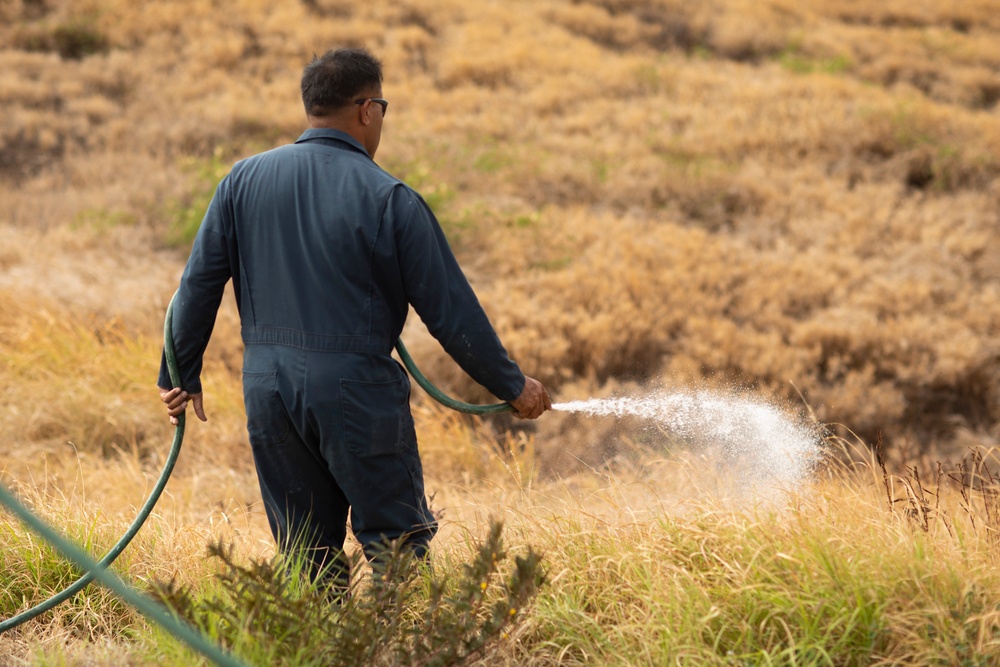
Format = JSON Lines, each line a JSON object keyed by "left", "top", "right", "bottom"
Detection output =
{"left": 554, "top": 391, "right": 823, "bottom": 492}
{"left": 400, "top": 339, "right": 822, "bottom": 491}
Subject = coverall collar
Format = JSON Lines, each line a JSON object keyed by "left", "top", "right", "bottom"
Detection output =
{"left": 295, "top": 128, "right": 372, "bottom": 158}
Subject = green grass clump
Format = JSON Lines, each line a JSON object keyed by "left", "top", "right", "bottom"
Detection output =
{"left": 0, "top": 495, "right": 142, "bottom": 639}
{"left": 14, "top": 18, "right": 110, "bottom": 60}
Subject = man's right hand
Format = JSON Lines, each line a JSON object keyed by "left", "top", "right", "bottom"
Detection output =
{"left": 158, "top": 386, "right": 208, "bottom": 425}
{"left": 510, "top": 376, "right": 552, "bottom": 419}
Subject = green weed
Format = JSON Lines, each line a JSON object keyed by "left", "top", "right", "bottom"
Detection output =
{"left": 779, "top": 52, "right": 852, "bottom": 75}
{"left": 15, "top": 18, "right": 109, "bottom": 60}
{"left": 71, "top": 208, "right": 137, "bottom": 233}
{"left": 472, "top": 146, "right": 513, "bottom": 174}
{"left": 150, "top": 519, "right": 544, "bottom": 667}
{"left": 162, "top": 151, "right": 231, "bottom": 248}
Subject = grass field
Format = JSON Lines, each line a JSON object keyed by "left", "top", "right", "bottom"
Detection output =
{"left": 2, "top": 0, "right": 1000, "bottom": 664}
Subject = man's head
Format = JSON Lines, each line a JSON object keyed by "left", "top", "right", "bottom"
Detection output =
{"left": 301, "top": 48, "right": 386, "bottom": 157}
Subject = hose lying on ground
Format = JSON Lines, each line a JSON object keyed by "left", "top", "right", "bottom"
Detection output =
{"left": 0, "top": 292, "right": 187, "bottom": 634}
{"left": 0, "top": 292, "right": 248, "bottom": 666}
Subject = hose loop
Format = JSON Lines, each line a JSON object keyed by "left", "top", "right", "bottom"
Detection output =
{"left": 394, "top": 339, "right": 513, "bottom": 415}
{"left": 0, "top": 292, "right": 186, "bottom": 633}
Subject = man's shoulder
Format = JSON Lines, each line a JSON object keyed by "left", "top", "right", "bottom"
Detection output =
{"left": 232, "top": 143, "right": 301, "bottom": 168}
{"left": 221, "top": 145, "right": 288, "bottom": 182}
{"left": 235, "top": 143, "right": 399, "bottom": 179}
{"left": 226, "top": 142, "right": 419, "bottom": 205}
{"left": 351, "top": 160, "right": 417, "bottom": 201}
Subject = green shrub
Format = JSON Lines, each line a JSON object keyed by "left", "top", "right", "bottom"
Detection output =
{"left": 152, "top": 519, "right": 545, "bottom": 667}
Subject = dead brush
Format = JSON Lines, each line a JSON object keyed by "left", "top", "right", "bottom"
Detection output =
{"left": 874, "top": 433, "right": 950, "bottom": 535}
{"left": 875, "top": 434, "right": 1000, "bottom": 547}
{"left": 948, "top": 448, "right": 1000, "bottom": 548}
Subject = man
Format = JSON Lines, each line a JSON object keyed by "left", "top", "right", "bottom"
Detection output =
{"left": 157, "top": 48, "right": 551, "bottom": 588}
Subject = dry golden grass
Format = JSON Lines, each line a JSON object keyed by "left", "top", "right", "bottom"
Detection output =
{"left": 2, "top": 0, "right": 1000, "bottom": 660}
{"left": 10, "top": 438, "right": 1000, "bottom": 664}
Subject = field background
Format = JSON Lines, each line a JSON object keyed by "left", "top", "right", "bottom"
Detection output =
{"left": 2, "top": 0, "right": 1000, "bottom": 664}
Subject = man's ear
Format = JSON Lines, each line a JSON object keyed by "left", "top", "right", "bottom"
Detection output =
{"left": 357, "top": 100, "right": 372, "bottom": 127}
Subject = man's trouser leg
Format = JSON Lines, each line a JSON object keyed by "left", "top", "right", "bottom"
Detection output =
{"left": 322, "top": 374, "right": 439, "bottom": 572}
{"left": 245, "top": 347, "right": 438, "bottom": 585}
{"left": 337, "top": 437, "right": 438, "bottom": 576}
{"left": 244, "top": 368, "right": 351, "bottom": 592}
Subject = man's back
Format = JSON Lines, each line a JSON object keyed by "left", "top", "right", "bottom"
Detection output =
{"left": 228, "top": 130, "right": 406, "bottom": 342}
{"left": 163, "top": 126, "right": 525, "bottom": 402}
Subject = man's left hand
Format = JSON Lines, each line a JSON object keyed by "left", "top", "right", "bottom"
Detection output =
{"left": 509, "top": 376, "right": 551, "bottom": 420}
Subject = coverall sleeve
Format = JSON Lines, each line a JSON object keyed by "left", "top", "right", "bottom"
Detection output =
{"left": 156, "top": 177, "right": 234, "bottom": 394}
{"left": 388, "top": 185, "right": 526, "bottom": 403}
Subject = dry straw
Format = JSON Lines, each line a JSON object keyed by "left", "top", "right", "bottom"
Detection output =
{"left": 2, "top": 0, "right": 1000, "bottom": 662}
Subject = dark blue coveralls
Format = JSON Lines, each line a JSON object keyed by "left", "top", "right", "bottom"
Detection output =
{"left": 158, "top": 128, "right": 526, "bottom": 582}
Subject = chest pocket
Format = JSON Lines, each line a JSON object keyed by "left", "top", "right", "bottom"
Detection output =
{"left": 341, "top": 377, "right": 410, "bottom": 458}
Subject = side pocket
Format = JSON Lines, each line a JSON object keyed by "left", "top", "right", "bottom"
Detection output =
{"left": 243, "top": 370, "right": 290, "bottom": 446}
{"left": 341, "top": 377, "right": 407, "bottom": 458}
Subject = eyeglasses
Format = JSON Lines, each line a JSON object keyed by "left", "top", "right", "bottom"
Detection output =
{"left": 355, "top": 97, "right": 388, "bottom": 116}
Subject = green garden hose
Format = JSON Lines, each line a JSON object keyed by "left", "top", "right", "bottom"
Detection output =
{"left": 0, "top": 292, "right": 248, "bottom": 666}
{"left": 0, "top": 293, "right": 187, "bottom": 634}
{"left": 0, "top": 293, "right": 511, "bottom": 642}
{"left": 394, "top": 339, "right": 514, "bottom": 415}
{"left": 0, "top": 477, "right": 248, "bottom": 667}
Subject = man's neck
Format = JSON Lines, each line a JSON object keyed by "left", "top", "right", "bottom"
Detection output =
{"left": 308, "top": 117, "right": 365, "bottom": 150}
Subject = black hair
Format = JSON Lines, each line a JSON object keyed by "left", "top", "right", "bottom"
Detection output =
{"left": 301, "top": 48, "right": 383, "bottom": 117}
